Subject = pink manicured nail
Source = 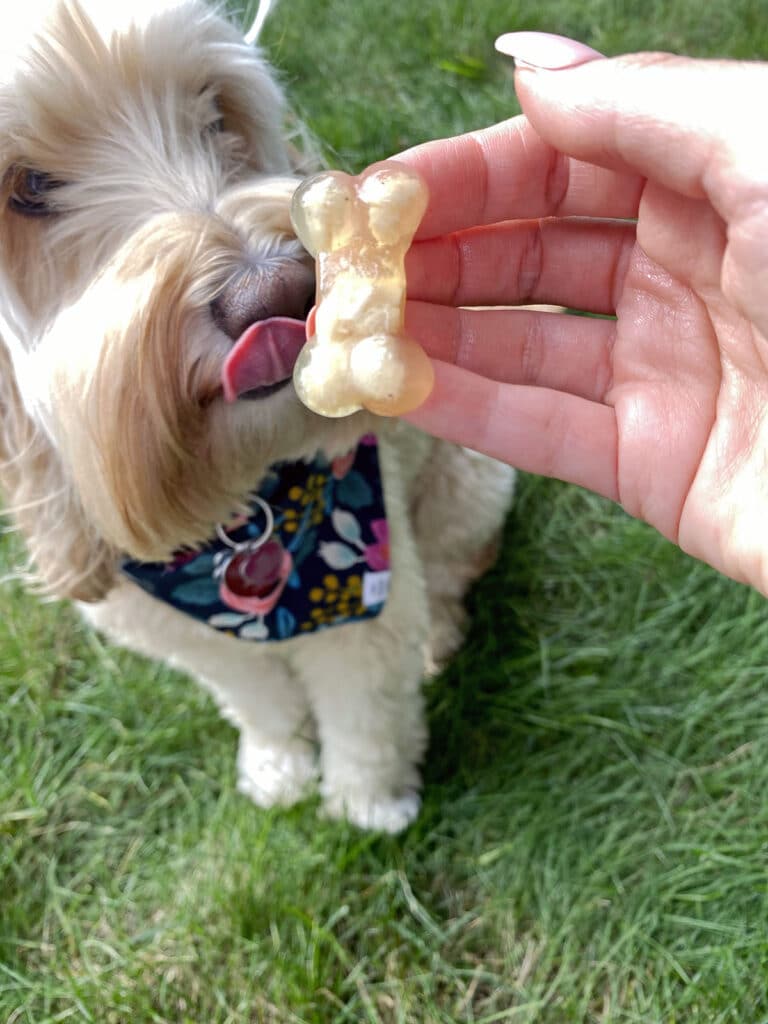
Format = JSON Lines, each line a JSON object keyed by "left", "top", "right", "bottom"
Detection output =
{"left": 495, "top": 32, "right": 603, "bottom": 70}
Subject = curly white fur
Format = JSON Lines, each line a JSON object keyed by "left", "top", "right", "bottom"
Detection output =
{"left": 0, "top": 0, "right": 515, "bottom": 832}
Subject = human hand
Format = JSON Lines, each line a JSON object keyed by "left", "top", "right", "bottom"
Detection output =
{"left": 394, "top": 35, "right": 768, "bottom": 593}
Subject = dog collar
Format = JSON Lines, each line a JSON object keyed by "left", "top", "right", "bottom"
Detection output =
{"left": 121, "top": 435, "right": 390, "bottom": 641}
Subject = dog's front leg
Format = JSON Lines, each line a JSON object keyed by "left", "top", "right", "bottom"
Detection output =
{"left": 289, "top": 438, "right": 430, "bottom": 833}
{"left": 177, "top": 650, "right": 319, "bottom": 809}
{"left": 220, "top": 658, "right": 319, "bottom": 811}
{"left": 83, "top": 584, "right": 318, "bottom": 809}
{"left": 178, "top": 653, "right": 319, "bottom": 809}
{"left": 295, "top": 616, "right": 427, "bottom": 833}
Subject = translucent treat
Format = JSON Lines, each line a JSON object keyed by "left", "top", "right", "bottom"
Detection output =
{"left": 290, "top": 161, "right": 434, "bottom": 417}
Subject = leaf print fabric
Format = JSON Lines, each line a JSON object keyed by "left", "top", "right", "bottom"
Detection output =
{"left": 122, "top": 438, "right": 390, "bottom": 641}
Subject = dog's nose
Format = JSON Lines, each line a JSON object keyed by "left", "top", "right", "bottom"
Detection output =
{"left": 211, "top": 260, "right": 315, "bottom": 340}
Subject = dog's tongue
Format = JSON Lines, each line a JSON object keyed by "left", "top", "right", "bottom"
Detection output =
{"left": 222, "top": 317, "right": 306, "bottom": 401}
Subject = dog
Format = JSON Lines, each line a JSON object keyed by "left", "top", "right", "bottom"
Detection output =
{"left": 0, "top": 0, "right": 515, "bottom": 832}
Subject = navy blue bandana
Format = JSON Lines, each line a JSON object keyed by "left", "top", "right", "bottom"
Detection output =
{"left": 122, "top": 435, "right": 390, "bottom": 642}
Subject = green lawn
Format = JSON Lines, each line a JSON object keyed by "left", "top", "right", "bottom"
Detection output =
{"left": 3, "top": 1, "right": 768, "bottom": 1022}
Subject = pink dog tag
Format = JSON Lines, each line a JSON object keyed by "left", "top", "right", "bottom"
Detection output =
{"left": 219, "top": 538, "right": 292, "bottom": 616}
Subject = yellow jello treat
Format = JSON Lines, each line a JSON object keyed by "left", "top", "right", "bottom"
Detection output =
{"left": 290, "top": 161, "right": 434, "bottom": 417}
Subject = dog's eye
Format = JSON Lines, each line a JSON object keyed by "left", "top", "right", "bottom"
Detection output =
{"left": 8, "top": 168, "right": 61, "bottom": 218}
{"left": 206, "top": 111, "right": 226, "bottom": 136}
{"left": 199, "top": 85, "right": 226, "bottom": 136}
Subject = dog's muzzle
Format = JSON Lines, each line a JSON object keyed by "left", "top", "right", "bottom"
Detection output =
{"left": 213, "top": 259, "right": 315, "bottom": 401}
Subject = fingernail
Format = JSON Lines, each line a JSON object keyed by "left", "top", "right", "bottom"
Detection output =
{"left": 494, "top": 32, "right": 603, "bottom": 70}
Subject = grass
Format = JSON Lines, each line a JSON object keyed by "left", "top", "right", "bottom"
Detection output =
{"left": 3, "top": 0, "right": 768, "bottom": 1021}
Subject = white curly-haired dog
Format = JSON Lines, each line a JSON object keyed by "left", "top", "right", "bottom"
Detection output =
{"left": 0, "top": 0, "right": 514, "bottom": 832}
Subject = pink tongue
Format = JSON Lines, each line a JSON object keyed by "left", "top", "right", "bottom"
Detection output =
{"left": 222, "top": 317, "right": 307, "bottom": 401}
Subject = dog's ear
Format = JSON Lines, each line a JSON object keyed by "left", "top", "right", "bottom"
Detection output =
{"left": 0, "top": 338, "right": 116, "bottom": 602}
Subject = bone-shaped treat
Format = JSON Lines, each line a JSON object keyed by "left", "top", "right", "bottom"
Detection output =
{"left": 289, "top": 161, "right": 434, "bottom": 417}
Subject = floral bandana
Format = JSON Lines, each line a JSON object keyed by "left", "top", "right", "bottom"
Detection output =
{"left": 121, "top": 435, "right": 390, "bottom": 642}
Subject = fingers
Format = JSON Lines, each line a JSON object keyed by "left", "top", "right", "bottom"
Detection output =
{"left": 404, "top": 360, "right": 619, "bottom": 501}
{"left": 405, "top": 302, "right": 616, "bottom": 402}
{"left": 394, "top": 116, "right": 644, "bottom": 239}
{"left": 508, "top": 47, "right": 768, "bottom": 220}
{"left": 406, "top": 218, "right": 636, "bottom": 314}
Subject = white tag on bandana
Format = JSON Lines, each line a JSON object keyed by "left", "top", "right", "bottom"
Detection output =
{"left": 363, "top": 570, "right": 391, "bottom": 608}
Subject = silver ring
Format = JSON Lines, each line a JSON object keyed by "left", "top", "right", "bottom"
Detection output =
{"left": 215, "top": 495, "right": 274, "bottom": 552}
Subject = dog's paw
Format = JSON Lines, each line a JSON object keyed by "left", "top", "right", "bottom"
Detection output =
{"left": 322, "top": 788, "right": 421, "bottom": 834}
{"left": 237, "top": 736, "right": 318, "bottom": 809}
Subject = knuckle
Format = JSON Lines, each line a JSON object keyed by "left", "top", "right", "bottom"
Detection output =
{"left": 516, "top": 222, "right": 544, "bottom": 301}
{"left": 519, "top": 311, "right": 546, "bottom": 385}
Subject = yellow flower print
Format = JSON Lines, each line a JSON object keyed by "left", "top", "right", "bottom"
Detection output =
{"left": 306, "top": 573, "right": 365, "bottom": 626}
{"left": 286, "top": 474, "right": 328, "bottom": 529}
{"left": 281, "top": 507, "right": 300, "bottom": 533}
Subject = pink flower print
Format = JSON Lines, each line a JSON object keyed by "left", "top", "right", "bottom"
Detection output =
{"left": 331, "top": 448, "right": 356, "bottom": 480}
{"left": 166, "top": 549, "right": 200, "bottom": 572}
{"left": 218, "top": 539, "right": 293, "bottom": 616}
{"left": 363, "top": 518, "right": 390, "bottom": 571}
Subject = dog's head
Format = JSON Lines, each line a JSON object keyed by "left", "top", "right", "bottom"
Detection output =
{"left": 0, "top": 0, "right": 372, "bottom": 598}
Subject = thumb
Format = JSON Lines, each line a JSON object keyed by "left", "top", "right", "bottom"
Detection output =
{"left": 496, "top": 33, "right": 767, "bottom": 221}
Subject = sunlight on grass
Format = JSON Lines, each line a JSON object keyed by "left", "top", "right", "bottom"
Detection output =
{"left": 3, "top": 2, "right": 768, "bottom": 1022}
